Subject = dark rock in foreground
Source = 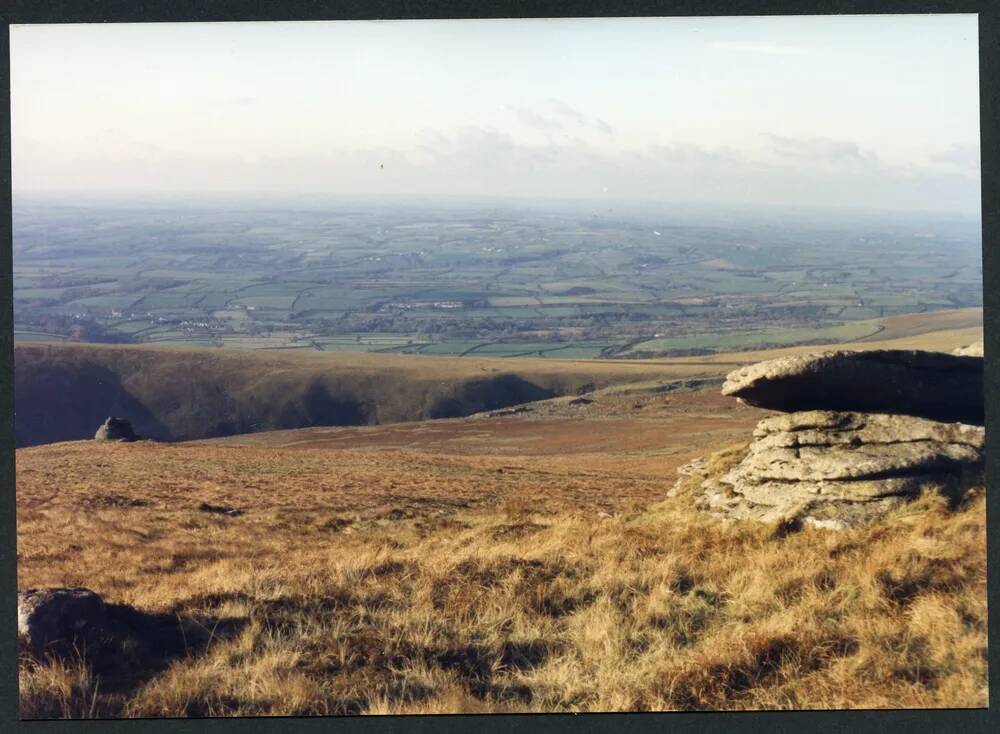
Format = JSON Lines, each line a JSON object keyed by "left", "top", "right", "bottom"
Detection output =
{"left": 94, "top": 416, "right": 138, "bottom": 442}
{"left": 18, "top": 586, "right": 249, "bottom": 674}
{"left": 18, "top": 587, "right": 109, "bottom": 658}
{"left": 721, "top": 350, "right": 983, "bottom": 424}
{"left": 694, "top": 410, "right": 984, "bottom": 530}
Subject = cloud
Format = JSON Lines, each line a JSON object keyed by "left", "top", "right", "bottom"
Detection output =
{"left": 647, "top": 143, "right": 744, "bottom": 168}
{"left": 710, "top": 42, "right": 808, "bottom": 55}
{"left": 595, "top": 119, "right": 615, "bottom": 136}
{"left": 506, "top": 100, "right": 615, "bottom": 137}
{"left": 19, "top": 123, "right": 978, "bottom": 215}
{"left": 931, "top": 143, "right": 980, "bottom": 172}
{"left": 763, "top": 133, "right": 875, "bottom": 167}
{"left": 414, "top": 125, "right": 521, "bottom": 171}
{"left": 414, "top": 127, "right": 453, "bottom": 159}
{"left": 548, "top": 98, "right": 585, "bottom": 123}
{"left": 232, "top": 95, "right": 257, "bottom": 106}
{"left": 503, "top": 104, "right": 563, "bottom": 131}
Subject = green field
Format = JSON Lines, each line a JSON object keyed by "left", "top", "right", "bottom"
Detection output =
{"left": 13, "top": 331, "right": 70, "bottom": 342}
{"left": 106, "top": 320, "right": 158, "bottom": 334}
{"left": 623, "top": 320, "right": 883, "bottom": 356}
{"left": 312, "top": 335, "right": 429, "bottom": 352}
{"left": 13, "top": 200, "right": 982, "bottom": 358}
{"left": 14, "top": 287, "right": 71, "bottom": 300}
{"left": 415, "top": 342, "right": 485, "bottom": 356}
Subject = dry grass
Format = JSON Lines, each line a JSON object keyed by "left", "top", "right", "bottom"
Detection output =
{"left": 17, "top": 435, "right": 988, "bottom": 717}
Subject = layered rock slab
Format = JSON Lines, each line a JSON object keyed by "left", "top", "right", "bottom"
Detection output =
{"left": 695, "top": 410, "right": 984, "bottom": 530}
{"left": 721, "top": 350, "right": 983, "bottom": 425}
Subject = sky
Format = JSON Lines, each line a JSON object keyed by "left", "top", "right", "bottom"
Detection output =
{"left": 10, "top": 15, "right": 982, "bottom": 214}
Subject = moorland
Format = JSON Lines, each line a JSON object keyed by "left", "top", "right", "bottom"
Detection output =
{"left": 16, "top": 325, "right": 986, "bottom": 715}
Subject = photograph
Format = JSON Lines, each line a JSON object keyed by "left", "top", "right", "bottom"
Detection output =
{"left": 10, "top": 13, "right": 987, "bottom": 717}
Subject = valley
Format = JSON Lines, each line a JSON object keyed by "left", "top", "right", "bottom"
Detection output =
{"left": 14, "top": 316, "right": 982, "bottom": 448}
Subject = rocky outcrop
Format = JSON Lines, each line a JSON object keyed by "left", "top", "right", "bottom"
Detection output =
{"left": 18, "top": 587, "right": 109, "bottom": 658}
{"left": 721, "top": 349, "right": 983, "bottom": 425}
{"left": 683, "top": 347, "right": 985, "bottom": 530}
{"left": 94, "top": 416, "right": 138, "bottom": 442}
{"left": 694, "top": 411, "right": 984, "bottom": 529}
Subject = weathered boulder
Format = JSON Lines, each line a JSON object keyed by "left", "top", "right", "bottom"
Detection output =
{"left": 17, "top": 587, "right": 109, "bottom": 658}
{"left": 721, "top": 350, "right": 983, "bottom": 425}
{"left": 94, "top": 416, "right": 138, "bottom": 442}
{"left": 693, "top": 411, "right": 984, "bottom": 530}
{"left": 953, "top": 340, "right": 984, "bottom": 357}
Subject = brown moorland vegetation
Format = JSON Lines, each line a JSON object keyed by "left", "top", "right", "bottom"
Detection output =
{"left": 17, "top": 353, "right": 987, "bottom": 715}
{"left": 16, "top": 447, "right": 987, "bottom": 716}
{"left": 17, "top": 330, "right": 987, "bottom": 718}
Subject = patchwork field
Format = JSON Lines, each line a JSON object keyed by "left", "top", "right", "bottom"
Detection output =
{"left": 14, "top": 200, "right": 982, "bottom": 357}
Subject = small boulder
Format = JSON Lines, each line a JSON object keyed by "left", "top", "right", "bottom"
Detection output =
{"left": 94, "top": 416, "right": 138, "bottom": 442}
{"left": 721, "top": 349, "right": 983, "bottom": 424}
{"left": 18, "top": 587, "right": 109, "bottom": 658}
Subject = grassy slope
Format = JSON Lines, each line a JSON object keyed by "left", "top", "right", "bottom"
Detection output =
{"left": 618, "top": 308, "right": 982, "bottom": 357}
{"left": 858, "top": 308, "right": 984, "bottom": 342}
{"left": 17, "top": 439, "right": 986, "bottom": 715}
{"left": 15, "top": 321, "right": 986, "bottom": 714}
{"left": 13, "top": 342, "right": 712, "bottom": 447}
{"left": 12, "top": 310, "right": 982, "bottom": 448}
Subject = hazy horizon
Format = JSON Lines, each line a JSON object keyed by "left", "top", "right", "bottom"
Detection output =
{"left": 12, "top": 188, "right": 982, "bottom": 225}
{"left": 11, "top": 15, "right": 982, "bottom": 215}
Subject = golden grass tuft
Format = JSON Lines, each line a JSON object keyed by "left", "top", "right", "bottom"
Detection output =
{"left": 16, "top": 436, "right": 988, "bottom": 717}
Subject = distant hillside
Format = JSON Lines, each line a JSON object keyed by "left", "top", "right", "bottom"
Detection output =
{"left": 14, "top": 320, "right": 980, "bottom": 448}
{"left": 13, "top": 343, "right": 717, "bottom": 447}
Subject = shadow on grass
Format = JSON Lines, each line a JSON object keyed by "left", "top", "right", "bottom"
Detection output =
{"left": 21, "top": 602, "right": 248, "bottom": 715}
{"left": 431, "top": 639, "right": 560, "bottom": 704}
